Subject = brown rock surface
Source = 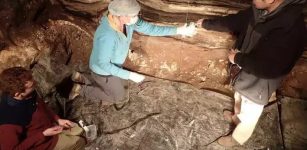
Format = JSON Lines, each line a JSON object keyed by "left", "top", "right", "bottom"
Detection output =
{"left": 125, "top": 32, "right": 233, "bottom": 94}
{"left": 281, "top": 97, "right": 307, "bottom": 149}
{"left": 281, "top": 58, "right": 307, "bottom": 99}
{"left": 56, "top": 0, "right": 109, "bottom": 17}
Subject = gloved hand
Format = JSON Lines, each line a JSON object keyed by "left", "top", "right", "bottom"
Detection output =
{"left": 129, "top": 72, "right": 145, "bottom": 83}
{"left": 177, "top": 22, "right": 197, "bottom": 37}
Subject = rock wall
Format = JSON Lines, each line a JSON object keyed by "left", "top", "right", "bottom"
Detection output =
{"left": 126, "top": 0, "right": 307, "bottom": 98}
{"left": 0, "top": 0, "right": 307, "bottom": 98}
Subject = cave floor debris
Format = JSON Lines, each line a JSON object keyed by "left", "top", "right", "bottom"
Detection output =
{"left": 64, "top": 77, "right": 283, "bottom": 150}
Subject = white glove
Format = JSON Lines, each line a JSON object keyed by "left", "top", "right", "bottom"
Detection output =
{"left": 177, "top": 22, "right": 197, "bottom": 37}
{"left": 129, "top": 72, "right": 145, "bottom": 83}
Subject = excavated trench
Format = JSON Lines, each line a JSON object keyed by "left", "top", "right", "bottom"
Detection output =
{"left": 0, "top": 0, "right": 307, "bottom": 149}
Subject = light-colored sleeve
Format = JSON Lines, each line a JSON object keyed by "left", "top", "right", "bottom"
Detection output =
{"left": 95, "top": 36, "right": 131, "bottom": 79}
{"left": 134, "top": 19, "right": 177, "bottom": 36}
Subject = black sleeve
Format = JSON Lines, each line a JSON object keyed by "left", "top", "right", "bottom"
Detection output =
{"left": 234, "top": 24, "right": 305, "bottom": 79}
{"left": 202, "top": 7, "right": 252, "bottom": 34}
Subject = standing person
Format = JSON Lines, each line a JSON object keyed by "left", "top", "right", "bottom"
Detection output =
{"left": 197, "top": 0, "right": 306, "bottom": 147}
{"left": 0, "top": 67, "right": 86, "bottom": 150}
{"left": 69, "top": 0, "right": 196, "bottom": 105}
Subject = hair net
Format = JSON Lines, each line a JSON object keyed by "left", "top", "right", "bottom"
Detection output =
{"left": 108, "top": 0, "right": 141, "bottom": 16}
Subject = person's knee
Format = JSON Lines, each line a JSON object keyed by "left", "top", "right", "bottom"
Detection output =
{"left": 69, "top": 136, "right": 86, "bottom": 150}
{"left": 114, "top": 94, "right": 126, "bottom": 102}
{"left": 75, "top": 137, "right": 86, "bottom": 150}
{"left": 54, "top": 135, "right": 86, "bottom": 150}
{"left": 113, "top": 89, "right": 127, "bottom": 102}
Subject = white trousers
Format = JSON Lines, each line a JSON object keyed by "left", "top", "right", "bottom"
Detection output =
{"left": 232, "top": 92, "right": 264, "bottom": 145}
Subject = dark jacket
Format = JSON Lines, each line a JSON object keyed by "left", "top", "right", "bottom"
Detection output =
{"left": 202, "top": 0, "right": 306, "bottom": 104}
{"left": 0, "top": 92, "right": 59, "bottom": 150}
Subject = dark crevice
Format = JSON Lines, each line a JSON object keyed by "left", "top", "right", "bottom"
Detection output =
{"left": 0, "top": 41, "right": 8, "bottom": 51}
{"left": 32, "top": 1, "right": 48, "bottom": 22}
{"left": 29, "top": 61, "right": 38, "bottom": 69}
{"left": 54, "top": 76, "right": 75, "bottom": 118}
{"left": 7, "top": 26, "right": 18, "bottom": 46}
{"left": 54, "top": 92, "right": 66, "bottom": 118}
{"left": 278, "top": 98, "right": 286, "bottom": 149}
{"left": 63, "top": 35, "right": 73, "bottom": 65}
{"left": 56, "top": 76, "right": 74, "bottom": 99}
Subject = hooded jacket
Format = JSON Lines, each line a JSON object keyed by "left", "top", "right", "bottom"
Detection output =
{"left": 202, "top": 0, "right": 306, "bottom": 104}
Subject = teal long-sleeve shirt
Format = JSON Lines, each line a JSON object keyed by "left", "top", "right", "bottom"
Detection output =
{"left": 89, "top": 16, "right": 177, "bottom": 79}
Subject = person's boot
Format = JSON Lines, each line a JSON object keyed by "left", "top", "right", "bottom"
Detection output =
{"left": 217, "top": 135, "right": 240, "bottom": 147}
{"left": 100, "top": 100, "right": 114, "bottom": 110}
{"left": 69, "top": 84, "right": 81, "bottom": 100}
{"left": 71, "top": 71, "right": 85, "bottom": 84}
{"left": 223, "top": 110, "right": 234, "bottom": 123}
{"left": 114, "top": 99, "right": 129, "bottom": 111}
{"left": 223, "top": 110, "right": 240, "bottom": 125}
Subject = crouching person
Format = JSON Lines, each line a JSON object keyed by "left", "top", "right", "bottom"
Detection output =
{"left": 69, "top": 0, "right": 197, "bottom": 109}
{"left": 0, "top": 67, "right": 86, "bottom": 150}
